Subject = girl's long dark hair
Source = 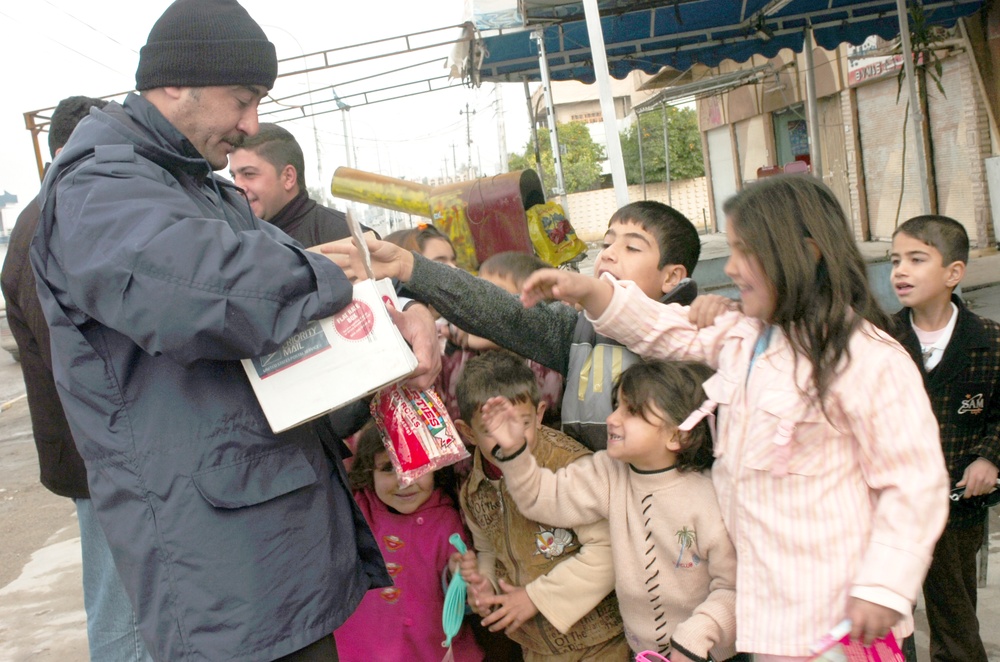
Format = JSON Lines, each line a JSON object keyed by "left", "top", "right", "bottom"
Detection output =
{"left": 723, "top": 176, "right": 891, "bottom": 405}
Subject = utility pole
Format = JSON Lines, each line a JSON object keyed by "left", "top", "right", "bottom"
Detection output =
{"left": 451, "top": 143, "right": 458, "bottom": 181}
{"left": 495, "top": 84, "right": 509, "bottom": 173}
{"left": 460, "top": 103, "right": 476, "bottom": 180}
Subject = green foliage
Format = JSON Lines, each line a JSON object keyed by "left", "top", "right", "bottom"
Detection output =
{"left": 619, "top": 105, "right": 704, "bottom": 184}
{"left": 508, "top": 121, "right": 605, "bottom": 194}
{"left": 895, "top": 0, "right": 948, "bottom": 102}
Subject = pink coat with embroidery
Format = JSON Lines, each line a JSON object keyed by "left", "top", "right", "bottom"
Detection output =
{"left": 591, "top": 278, "right": 949, "bottom": 657}
{"left": 334, "top": 489, "right": 483, "bottom": 661}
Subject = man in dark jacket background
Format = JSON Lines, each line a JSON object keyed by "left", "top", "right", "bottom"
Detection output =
{"left": 2, "top": 95, "right": 151, "bottom": 662}
{"left": 28, "top": 1, "right": 439, "bottom": 660}
{"left": 229, "top": 122, "right": 355, "bottom": 245}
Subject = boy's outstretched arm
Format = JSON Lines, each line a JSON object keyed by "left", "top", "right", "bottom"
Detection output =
{"left": 521, "top": 268, "right": 614, "bottom": 317}
{"left": 325, "top": 238, "right": 580, "bottom": 374}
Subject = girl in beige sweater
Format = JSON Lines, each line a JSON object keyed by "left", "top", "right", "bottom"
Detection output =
{"left": 482, "top": 359, "right": 738, "bottom": 662}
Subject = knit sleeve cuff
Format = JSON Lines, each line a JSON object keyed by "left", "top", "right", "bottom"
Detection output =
{"left": 670, "top": 638, "right": 708, "bottom": 662}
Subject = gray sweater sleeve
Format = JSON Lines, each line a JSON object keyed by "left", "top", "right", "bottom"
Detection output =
{"left": 405, "top": 253, "right": 579, "bottom": 374}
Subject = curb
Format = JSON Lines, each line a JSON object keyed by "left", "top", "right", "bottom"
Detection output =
{"left": 1, "top": 394, "right": 26, "bottom": 412}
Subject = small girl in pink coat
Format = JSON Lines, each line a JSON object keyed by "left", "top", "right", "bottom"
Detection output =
{"left": 334, "top": 423, "right": 483, "bottom": 661}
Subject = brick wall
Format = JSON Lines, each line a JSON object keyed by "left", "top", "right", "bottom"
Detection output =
{"left": 562, "top": 177, "right": 712, "bottom": 241}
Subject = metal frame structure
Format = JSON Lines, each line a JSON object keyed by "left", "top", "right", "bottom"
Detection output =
{"left": 24, "top": 24, "right": 482, "bottom": 181}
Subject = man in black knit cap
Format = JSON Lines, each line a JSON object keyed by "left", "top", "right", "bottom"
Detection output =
{"left": 28, "top": 1, "right": 439, "bottom": 660}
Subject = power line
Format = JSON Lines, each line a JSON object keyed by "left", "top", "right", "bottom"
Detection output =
{"left": 0, "top": 9, "right": 129, "bottom": 77}
{"left": 42, "top": 0, "right": 139, "bottom": 54}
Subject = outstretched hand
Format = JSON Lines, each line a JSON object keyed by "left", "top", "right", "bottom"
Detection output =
{"left": 520, "top": 268, "right": 613, "bottom": 316}
{"left": 314, "top": 236, "right": 415, "bottom": 282}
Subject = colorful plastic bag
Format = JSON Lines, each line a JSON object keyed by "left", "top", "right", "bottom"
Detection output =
{"left": 526, "top": 201, "right": 587, "bottom": 267}
{"left": 370, "top": 384, "right": 469, "bottom": 486}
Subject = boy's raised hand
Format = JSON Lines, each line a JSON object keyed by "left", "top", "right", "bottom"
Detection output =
{"left": 520, "top": 268, "right": 613, "bottom": 316}
{"left": 480, "top": 397, "right": 527, "bottom": 455}
{"left": 478, "top": 580, "right": 539, "bottom": 635}
{"left": 315, "top": 236, "right": 415, "bottom": 282}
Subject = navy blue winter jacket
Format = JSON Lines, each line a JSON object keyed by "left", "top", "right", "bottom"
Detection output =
{"left": 30, "top": 93, "right": 389, "bottom": 661}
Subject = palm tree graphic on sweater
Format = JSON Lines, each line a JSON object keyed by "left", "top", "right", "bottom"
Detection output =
{"left": 674, "top": 526, "right": 700, "bottom": 568}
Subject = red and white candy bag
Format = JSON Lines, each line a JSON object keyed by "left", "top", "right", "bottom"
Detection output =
{"left": 370, "top": 384, "right": 468, "bottom": 486}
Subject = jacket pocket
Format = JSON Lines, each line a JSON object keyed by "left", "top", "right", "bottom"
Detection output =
{"left": 743, "top": 387, "right": 827, "bottom": 476}
{"left": 191, "top": 446, "right": 318, "bottom": 509}
{"left": 702, "top": 372, "right": 737, "bottom": 459}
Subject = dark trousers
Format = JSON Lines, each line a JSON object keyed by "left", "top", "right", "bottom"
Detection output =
{"left": 273, "top": 634, "right": 338, "bottom": 662}
{"left": 922, "top": 519, "right": 988, "bottom": 662}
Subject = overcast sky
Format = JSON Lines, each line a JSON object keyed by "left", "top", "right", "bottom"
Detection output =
{"left": 0, "top": 0, "right": 533, "bottom": 226}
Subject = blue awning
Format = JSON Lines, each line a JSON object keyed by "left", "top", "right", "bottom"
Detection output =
{"left": 477, "top": 0, "right": 985, "bottom": 83}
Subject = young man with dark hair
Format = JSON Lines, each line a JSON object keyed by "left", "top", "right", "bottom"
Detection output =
{"left": 229, "top": 122, "right": 365, "bottom": 246}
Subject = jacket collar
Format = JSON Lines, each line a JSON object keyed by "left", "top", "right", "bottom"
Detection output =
{"left": 119, "top": 93, "right": 215, "bottom": 179}
{"left": 894, "top": 294, "right": 986, "bottom": 385}
{"left": 660, "top": 277, "right": 697, "bottom": 305}
{"left": 269, "top": 190, "right": 314, "bottom": 234}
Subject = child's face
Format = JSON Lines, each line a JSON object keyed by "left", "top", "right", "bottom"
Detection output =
{"left": 595, "top": 220, "right": 680, "bottom": 300}
{"left": 606, "top": 389, "right": 680, "bottom": 471}
{"left": 421, "top": 238, "right": 457, "bottom": 268}
{"left": 480, "top": 269, "right": 520, "bottom": 295}
{"left": 724, "top": 223, "right": 776, "bottom": 320}
{"left": 890, "top": 232, "right": 962, "bottom": 310}
{"left": 470, "top": 399, "right": 545, "bottom": 465}
{"left": 372, "top": 450, "right": 436, "bottom": 514}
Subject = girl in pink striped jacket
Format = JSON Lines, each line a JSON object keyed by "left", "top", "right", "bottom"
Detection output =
{"left": 519, "top": 176, "right": 950, "bottom": 661}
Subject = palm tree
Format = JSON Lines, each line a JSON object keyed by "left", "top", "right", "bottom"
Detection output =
{"left": 675, "top": 527, "right": 696, "bottom": 567}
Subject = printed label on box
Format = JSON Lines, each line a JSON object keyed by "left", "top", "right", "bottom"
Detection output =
{"left": 333, "top": 300, "right": 376, "bottom": 341}
{"left": 249, "top": 321, "right": 330, "bottom": 378}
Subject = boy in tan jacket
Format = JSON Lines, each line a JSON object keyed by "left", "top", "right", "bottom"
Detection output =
{"left": 454, "top": 350, "right": 628, "bottom": 660}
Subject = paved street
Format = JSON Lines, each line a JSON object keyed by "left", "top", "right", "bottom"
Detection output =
{"left": 1, "top": 239, "right": 999, "bottom": 660}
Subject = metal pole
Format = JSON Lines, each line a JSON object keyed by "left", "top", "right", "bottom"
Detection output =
{"left": 661, "top": 102, "right": 672, "bottom": 205}
{"left": 637, "top": 112, "right": 647, "bottom": 199}
{"left": 895, "top": 0, "right": 932, "bottom": 214}
{"left": 582, "top": 0, "right": 629, "bottom": 208}
{"left": 532, "top": 29, "right": 567, "bottom": 197}
{"left": 523, "top": 78, "right": 544, "bottom": 179}
{"left": 460, "top": 103, "right": 476, "bottom": 179}
{"left": 496, "top": 83, "right": 510, "bottom": 173}
{"left": 803, "top": 26, "right": 823, "bottom": 181}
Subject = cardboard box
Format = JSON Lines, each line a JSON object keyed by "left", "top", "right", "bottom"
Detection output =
{"left": 242, "top": 279, "right": 417, "bottom": 433}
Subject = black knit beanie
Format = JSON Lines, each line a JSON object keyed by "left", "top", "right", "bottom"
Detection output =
{"left": 135, "top": 0, "right": 277, "bottom": 91}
